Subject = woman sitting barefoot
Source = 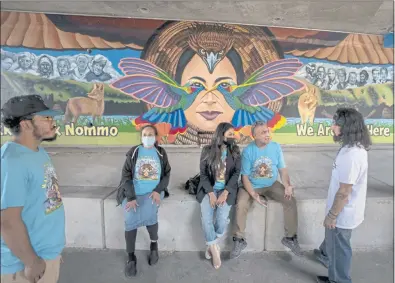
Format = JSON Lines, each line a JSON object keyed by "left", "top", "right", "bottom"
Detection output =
{"left": 196, "top": 122, "right": 241, "bottom": 269}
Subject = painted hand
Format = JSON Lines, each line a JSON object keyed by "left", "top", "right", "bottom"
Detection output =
{"left": 216, "top": 190, "right": 228, "bottom": 207}
{"left": 323, "top": 214, "right": 337, "bottom": 229}
{"left": 208, "top": 192, "right": 217, "bottom": 208}
{"left": 125, "top": 200, "right": 139, "bottom": 212}
{"left": 284, "top": 185, "right": 294, "bottom": 200}
{"left": 150, "top": 191, "right": 161, "bottom": 206}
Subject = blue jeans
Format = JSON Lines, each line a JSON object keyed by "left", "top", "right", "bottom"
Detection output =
{"left": 320, "top": 227, "right": 353, "bottom": 283}
{"left": 200, "top": 190, "right": 232, "bottom": 245}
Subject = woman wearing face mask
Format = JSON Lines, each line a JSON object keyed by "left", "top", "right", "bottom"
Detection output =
{"left": 116, "top": 125, "right": 171, "bottom": 278}
{"left": 196, "top": 122, "right": 241, "bottom": 269}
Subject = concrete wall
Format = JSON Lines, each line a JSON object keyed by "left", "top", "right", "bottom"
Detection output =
{"left": 265, "top": 198, "right": 394, "bottom": 251}
{"left": 103, "top": 192, "right": 266, "bottom": 252}
{"left": 57, "top": 146, "right": 394, "bottom": 252}
{"left": 63, "top": 192, "right": 393, "bottom": 251}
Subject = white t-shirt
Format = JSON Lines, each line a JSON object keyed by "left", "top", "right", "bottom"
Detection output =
{"left": 325, "top": 145, "right": 368, "bottom": 229}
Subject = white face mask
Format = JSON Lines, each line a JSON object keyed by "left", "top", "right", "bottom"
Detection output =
{"left": 142, "top": 136, "right": 156, "bottom": 147}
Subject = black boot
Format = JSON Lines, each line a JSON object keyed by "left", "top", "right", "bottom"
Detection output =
{"left": 125, "top": 253, "right": 137, "bottom": 278}
{"left": 148, "top": 241, "right": 159, "bottom": 265}
{"left": 316, "top": 276, "right": 330, "bottom": 283}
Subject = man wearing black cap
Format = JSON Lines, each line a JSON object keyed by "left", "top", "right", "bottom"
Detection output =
{"left": 1, "top": 95, "right": 65, "bottom": 283}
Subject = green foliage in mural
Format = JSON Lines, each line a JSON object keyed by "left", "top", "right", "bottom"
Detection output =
{"left": 3, "top": 72, "right": 139, "bottom": 103}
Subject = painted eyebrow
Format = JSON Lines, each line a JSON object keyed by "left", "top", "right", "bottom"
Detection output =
{"left": 214, "top": 77, "right": 233, "bottom": 84}
{"left": 188, "top": 76, "right": 207, "bottom": 83}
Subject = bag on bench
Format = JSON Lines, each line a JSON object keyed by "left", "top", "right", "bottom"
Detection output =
{"left": 184, "top": 174, "right": 200, "bottom": 195}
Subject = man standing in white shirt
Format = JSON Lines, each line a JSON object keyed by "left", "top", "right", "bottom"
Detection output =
{"left": 315, "top": 108, "right": 372, "bottom": 283}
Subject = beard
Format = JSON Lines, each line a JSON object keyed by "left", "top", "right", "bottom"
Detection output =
{"left": 42, "top": 134, "right": 58, "bottom": 142}
{"left": 32, "top": 123, "right": 58, "bottom": 142}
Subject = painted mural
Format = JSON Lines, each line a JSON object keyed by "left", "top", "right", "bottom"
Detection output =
{"left": 1, "top": 12, "right": 393, "bottom": 146}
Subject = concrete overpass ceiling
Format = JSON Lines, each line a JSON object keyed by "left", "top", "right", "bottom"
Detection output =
{"left": 1, "top": 0, "right": 394, "bottom": 35}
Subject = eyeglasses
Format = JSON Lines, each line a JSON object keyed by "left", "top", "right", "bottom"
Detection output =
{"left": 22, "top": 115, "right": 54, "bottom": 122}
{"left": 36, "top": 116, "right": 54, "bottom": 121}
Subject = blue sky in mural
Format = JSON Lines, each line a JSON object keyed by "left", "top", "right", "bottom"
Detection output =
{"left": 1, "top": 47, "right": 142, "bottom": 73}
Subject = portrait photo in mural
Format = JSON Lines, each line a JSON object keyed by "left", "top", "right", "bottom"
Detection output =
{"left": 0, "top": 12, "right": 393, "bottom": 146}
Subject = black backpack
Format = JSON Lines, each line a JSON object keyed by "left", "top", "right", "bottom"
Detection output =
{"left": 184, "top": 174, "right": 200, "bottom": 195}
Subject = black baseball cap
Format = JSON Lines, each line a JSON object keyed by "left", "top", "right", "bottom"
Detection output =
{"left": 1, "top": 94, "right": 62, "bottom": 119}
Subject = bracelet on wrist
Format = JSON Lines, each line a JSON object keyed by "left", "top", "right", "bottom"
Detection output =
{"left": 329, "top": 210, "right": 337, "bottom": 217}
{"left": 327, "top": 215, "right": 335, "bottom": 220}
{"left": 327, "top": 213, "right": 336, "bottom": 220}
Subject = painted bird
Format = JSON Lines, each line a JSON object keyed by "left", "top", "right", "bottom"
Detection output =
{"left": 110, "top": 57, "right": 305, "bottom": 134}
{"left": 111, "top": 58, "right": 305, "bottom": 135}
{"left": 187, "top": 23, "right": 235, "bottom": 74}
{"left": 110, "top": 58, "right": 305, "bottom": 135}
{"left": 110, "top": 58, "right": 205, "bottom": 134}
{"left": 213, "top": 58, "right": 306, "bottom": 131}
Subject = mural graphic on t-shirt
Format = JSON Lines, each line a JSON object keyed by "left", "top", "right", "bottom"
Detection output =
{"left": 136, "top": 157, "right": 160, "bottom": 180}
{"left": 252, "top": 157, "right": 273, "bottom": 179}
{"left": 216, "top": 151, "right": 227, "bottom": 184}
{"left": 42, "top": 163, "right": 63, "bottom": 214}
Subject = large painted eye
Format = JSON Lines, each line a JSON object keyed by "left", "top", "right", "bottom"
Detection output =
{"left": 220, "top": 82, "right": 230, "bottom": 88}
{"left": 191, "top": 82, "right": 203, "bottom": 88}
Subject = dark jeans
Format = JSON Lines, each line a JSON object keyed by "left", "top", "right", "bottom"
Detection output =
{"left": 125, "top": 223, "right": 159, "bottom": 253}
{"left": 319, "top": 227, "right": 352, "bottom": 283}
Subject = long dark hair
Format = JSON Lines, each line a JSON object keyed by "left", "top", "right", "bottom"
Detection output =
{"left": 203, "top": 122, "right": 241, "bottom": 169}
{"left": 333, "top": 107, "right": 372, "bottom": 150}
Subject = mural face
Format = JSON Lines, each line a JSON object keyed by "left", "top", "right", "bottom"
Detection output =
{"left": 1, "top": 12, "right": 393, "bottom": 146}
{"left": 182, "top": 55, "right": 237, "bottom": 132}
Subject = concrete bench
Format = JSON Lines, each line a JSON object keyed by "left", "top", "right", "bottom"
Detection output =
{"left": 52, "top": 146, "right": 393, "bottom": 252}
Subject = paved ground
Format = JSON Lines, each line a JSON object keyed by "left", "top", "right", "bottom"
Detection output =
{"left": 59, "top": 248, "right": 393, "bottom": 283}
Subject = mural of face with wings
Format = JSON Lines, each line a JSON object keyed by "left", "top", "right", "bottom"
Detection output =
{"left": 110, "top": 56, "right": 305, "bottom": 136}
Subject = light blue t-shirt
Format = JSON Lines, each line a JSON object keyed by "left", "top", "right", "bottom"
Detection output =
{"left": 133, "top": 146, "right": 161, "bottom": 196}
{"left": 214, "top": 149, "right": 227, "bottom": 190}
{"left": 1, "top": 142, "right": 65, "bottom": 274}
{"left": 241, "top": 141, "right": 285, "bottom": 189}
